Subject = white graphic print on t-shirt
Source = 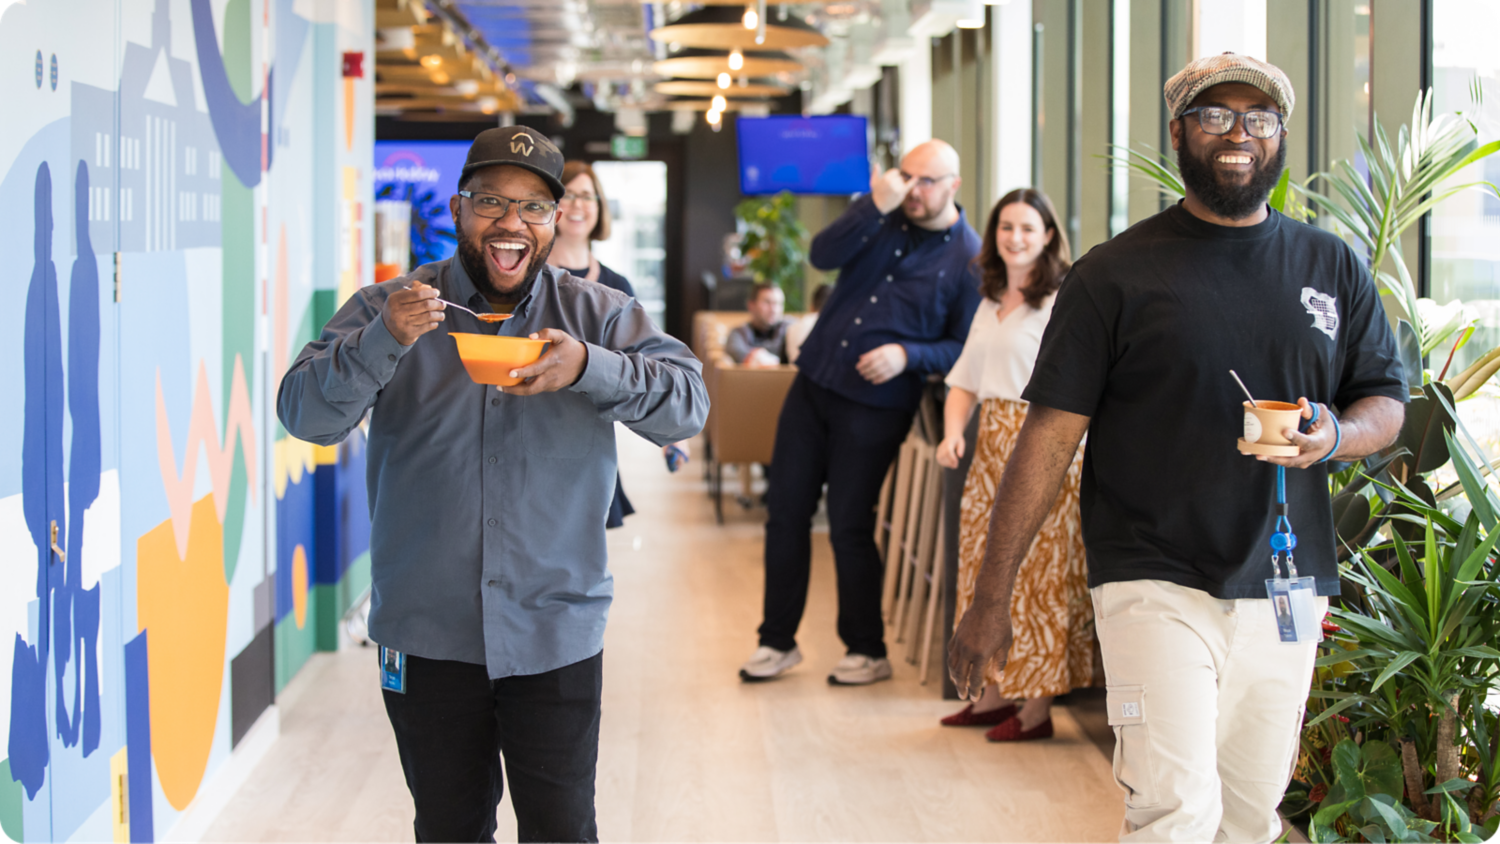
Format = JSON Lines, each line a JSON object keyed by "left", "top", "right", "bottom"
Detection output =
{"left": 1301, "top": 288, "right": 1339, "bottom": 340}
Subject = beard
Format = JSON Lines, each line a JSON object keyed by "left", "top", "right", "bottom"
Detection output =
{"left": 1177, "top": 140, "right": 1287, "bottom": 220}
{"left": 454, "top": 215, "right": 555, "bottom": 304}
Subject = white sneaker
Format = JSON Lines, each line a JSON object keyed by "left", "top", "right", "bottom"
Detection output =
{"left": 739, "top": 646, "right": 803, "bottom": 682}
{"left": 827, "top": 654, "right": 893, "bottom": 686}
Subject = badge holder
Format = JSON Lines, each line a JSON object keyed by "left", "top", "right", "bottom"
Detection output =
{"left": 380, "top": 645, "right": 407, "bottom": 693}
{"left": 1265, "top": 446, "right": 1322, "bottom": 645}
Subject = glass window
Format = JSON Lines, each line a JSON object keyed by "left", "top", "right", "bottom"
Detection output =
{"left": 1430, "top": 0, "right": 1500, "bottom": 464}
{"left": 590, "top": 160, "right": 668, "bottom": 329}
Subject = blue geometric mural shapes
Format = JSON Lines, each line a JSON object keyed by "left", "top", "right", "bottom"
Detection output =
{"left": 13, "top": 160, "right": 64, "bottom": 801}
{"left": 53, "top": 161, "right": 104, "bottom": 757}
{"left": 7, "top": 636, "right": 47, "bottom": 801}
{"left": 22, "top": 160, "right": 63, "bottom": 610}
{"left": 190, "top": 0, "right": 268, "bottom": 187}
{"left": 124, "top": 631, "right": 154, "bottom": 843}
{"left": 275, "top": 467, "right": 316, "bottom": 623}
{"left": 271, "top": 0, "right": 310, "bottom": 146}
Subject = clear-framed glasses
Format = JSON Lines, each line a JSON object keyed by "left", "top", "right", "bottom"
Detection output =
{"left": 458, "top": 190, "right": 559, "bottom": 224}
{"left": 561, "top": 190, "right": 598, "bottom": 205}
{"left": 1180, "top": 106, "right": 1284, "bottom": 140}
{"left": 900, "top": 172, "right": 956, "bottom": 189}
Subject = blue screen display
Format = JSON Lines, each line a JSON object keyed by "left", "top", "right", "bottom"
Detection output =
{"left": 737, "top": 115, "right": 870, "bottom": 195}
{"left": 373, "top": 140, "right": 470, "bottom": 264}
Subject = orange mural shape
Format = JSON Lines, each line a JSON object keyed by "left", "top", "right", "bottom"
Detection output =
{"left": 154, "top": 356, "right": 259, "bottom": 558}
{"left": 136, "top": 494, "right": 230, "bottom": 810}
{"left": 292, "top": 544, "right": 309, "bottom": 629}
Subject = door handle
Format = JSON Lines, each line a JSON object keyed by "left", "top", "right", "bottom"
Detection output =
{"left": 49, "top": 520, "right": 65, "bottom": 565}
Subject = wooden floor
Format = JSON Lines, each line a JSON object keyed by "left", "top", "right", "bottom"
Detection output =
{"left": 205, "top": 427, "right": 1125, "bottom": 842}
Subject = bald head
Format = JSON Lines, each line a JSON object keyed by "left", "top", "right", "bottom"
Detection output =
{"left": 902, "top": 139, "right": 961, "bottom": 178}
{"left": 895, "top": 139, "right": 962, "bottom": 230}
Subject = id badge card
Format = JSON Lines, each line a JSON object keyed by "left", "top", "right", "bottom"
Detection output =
{"left": 379, "top": 646, "right": 406, "bottom": 693}
{"left": 1266, "top": 577, "right": 1322, "bottom": 644}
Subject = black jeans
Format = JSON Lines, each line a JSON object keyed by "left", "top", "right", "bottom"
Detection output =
{"left": 759, "top": 375, "right": 914, "bottom": 658}
{"left": 382, "top": 651, "right": 603, "bottom": 843}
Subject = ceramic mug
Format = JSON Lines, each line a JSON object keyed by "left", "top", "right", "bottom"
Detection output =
{"left": 1242, "top": 400, "right": 1304, "bottom": 446}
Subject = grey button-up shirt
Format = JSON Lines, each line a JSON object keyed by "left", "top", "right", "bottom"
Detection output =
{"left": 277, "top": 259, "right": 708, "bottom": 678}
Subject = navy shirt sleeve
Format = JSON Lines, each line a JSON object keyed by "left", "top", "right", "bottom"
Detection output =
{"left": 809, "top": 194, "right": 888, "bottom": 271}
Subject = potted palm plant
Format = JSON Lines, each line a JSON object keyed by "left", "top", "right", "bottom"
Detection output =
{"left": 734, "top": 191, "right": 810, "bottom": 311}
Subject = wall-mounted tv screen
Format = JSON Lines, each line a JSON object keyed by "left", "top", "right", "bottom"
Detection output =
{"left": 373, "top": 140, "right": 469, "bottom": 264}
{"left": 737, "top": 115, "right": 870, "bottom": 196}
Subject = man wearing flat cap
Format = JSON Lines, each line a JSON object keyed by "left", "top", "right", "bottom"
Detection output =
{"left": 950, "top": 54, "right": 1405, "bottom": 841}
{"left": 278, "top": 127, "right": 708, "bottom": 842}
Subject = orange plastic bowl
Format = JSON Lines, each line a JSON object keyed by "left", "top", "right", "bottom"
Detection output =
{"left": 451, "top": 333, "right": 546, "bottom": 386}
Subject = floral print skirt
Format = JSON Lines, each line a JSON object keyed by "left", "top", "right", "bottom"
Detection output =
{"left": 954, "top": 398, "right": 1095, "bottom": 697}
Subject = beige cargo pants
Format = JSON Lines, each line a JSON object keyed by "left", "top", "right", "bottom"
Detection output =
{"left": 1093, "top": 579, "right": 1325, "bottom": 843}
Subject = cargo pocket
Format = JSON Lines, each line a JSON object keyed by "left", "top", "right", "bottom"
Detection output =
{"left": 1107, "top": 684, "right": 1160, "bottom": 808}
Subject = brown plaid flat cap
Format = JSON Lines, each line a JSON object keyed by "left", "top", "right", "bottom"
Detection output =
{"left": 1164, "top": 53, "right": 1295, "bottom": 122}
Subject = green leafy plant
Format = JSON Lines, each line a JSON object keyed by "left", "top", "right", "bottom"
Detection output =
{"left": 1293, "top": 430, "right": 1500, "bottom": 842}
{"left": 734, "top": 191, "right": 809, "bottom": 310}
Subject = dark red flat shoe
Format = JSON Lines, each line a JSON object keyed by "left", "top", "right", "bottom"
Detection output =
{"left": 940, "top": 703, "right": 1018, "bottom": 727}
{"left": 985, "top": 716, "right": 1054, "bottom": 742}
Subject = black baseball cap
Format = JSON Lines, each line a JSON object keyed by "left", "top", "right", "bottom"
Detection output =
{"left": 460, "top": 127, "right": 566, "bottom": 199}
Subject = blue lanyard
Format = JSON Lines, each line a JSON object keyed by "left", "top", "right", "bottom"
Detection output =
{"left": 1269, "top": 403, "right": 1321, "bottom": 580}
{"left": 1271, "top": 464, "right": 1298, "bottom": 579}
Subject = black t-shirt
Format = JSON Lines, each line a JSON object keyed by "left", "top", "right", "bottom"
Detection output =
{"left": 1022, "top": 203, "right": 1406, "bottom": 599}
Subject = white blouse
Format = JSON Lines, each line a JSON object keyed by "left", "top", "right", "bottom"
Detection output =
{"left": 945, "top": 293, "right": 1056, "bottom": 402}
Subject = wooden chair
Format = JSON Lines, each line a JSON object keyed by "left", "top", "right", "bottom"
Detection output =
{"left": 876, "top": 427, "right": 951, "bottom": 685}
{"left": 706, "top": 362, "right": 798, "bottom": 523}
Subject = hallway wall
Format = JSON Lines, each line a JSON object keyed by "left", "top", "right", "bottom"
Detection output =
{"left": 0, "top": 0, "right": 373, "bottom": 838}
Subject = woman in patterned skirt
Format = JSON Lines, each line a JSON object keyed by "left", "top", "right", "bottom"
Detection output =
{"left": 934, "top": 188, "right": 1092, "bottom": 742}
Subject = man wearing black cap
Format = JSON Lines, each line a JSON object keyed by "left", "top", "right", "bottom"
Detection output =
{"left": 949, "top": 55, "right": 1405, "bottom": 840}
{"left": 278, "top": 127, "right": 708, "bottom": 842}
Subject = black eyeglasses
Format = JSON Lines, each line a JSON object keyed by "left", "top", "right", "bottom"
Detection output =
{"left": 561, "top": 191, "right": 599, "bottom": 204}
{"left": 899, "top": 172, "right": 956, "bottom": 189}
{"left": 458, "top": 190, "right": 559, "bottom": 224}
{"left": 1181, "top": 106, "right": 1284, "bottom": 140}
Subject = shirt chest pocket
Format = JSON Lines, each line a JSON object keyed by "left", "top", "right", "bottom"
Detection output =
{"left": 519, "top": 392, "right": 602, "bottom": 459}
{"left": 885, "top": 269, "right": 946, "bottom": 335}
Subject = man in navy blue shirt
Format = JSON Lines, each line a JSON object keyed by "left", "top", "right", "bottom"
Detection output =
{"left": 741, "top": 140, "right": 983, "bottom": 685}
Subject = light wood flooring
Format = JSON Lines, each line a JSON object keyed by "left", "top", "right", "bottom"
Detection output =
{"left": 204, "top": 427, "right": 1126, "bottom": 842}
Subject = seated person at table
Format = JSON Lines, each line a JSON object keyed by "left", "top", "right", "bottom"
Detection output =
{"left": 726, "top": 283, "right": 791, "bottom": 368}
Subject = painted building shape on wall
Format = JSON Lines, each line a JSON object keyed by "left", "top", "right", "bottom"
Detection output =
{"left": 72, "top": 0, "right": 221, "bottom": 254}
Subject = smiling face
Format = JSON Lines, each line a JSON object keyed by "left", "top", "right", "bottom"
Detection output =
{"left": 450, "top": 164, "right": 557, "bottom": 303}
{"left": 994, "top": 201, "right": 1054, "bottom": 277}
{"left": 556, "top": 172, "right": 600, "bottom": 245}
{"left": 1170, "top": 82, "right": 1287, "bottom": 221}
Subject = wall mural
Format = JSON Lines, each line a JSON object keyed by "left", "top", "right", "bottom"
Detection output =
{"left": 0, "top": 0, "right": 372, "bottom": 837}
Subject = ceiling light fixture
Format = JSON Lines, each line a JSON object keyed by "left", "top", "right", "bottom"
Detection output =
{"left": 742, "top": 6, "right": 758, "bottom": 29}
{"left": 711, "top": 94, "right": 727, "bottom": 111}
{"left": 728, "top": 49, "right": 744, "bottom": 70}
{"left": 955, "top": 0, "right": 986, "bottom": 27}
{"left": 717, "top": 72, "right": 731, "bottom": 89}
{"left": 420, "top": 54, "right": 442, "bottom": 68}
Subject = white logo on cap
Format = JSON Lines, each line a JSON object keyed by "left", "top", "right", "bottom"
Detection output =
{"left": 510, "top": 137, "right": 534, "bottom": 156}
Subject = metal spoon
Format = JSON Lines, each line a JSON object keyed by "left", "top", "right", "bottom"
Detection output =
{"left": 1229, "top": 370, "right": 1259, "bottom": 407}
{"left": 403, "top": 286, "right": 512, "bottom": 322}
